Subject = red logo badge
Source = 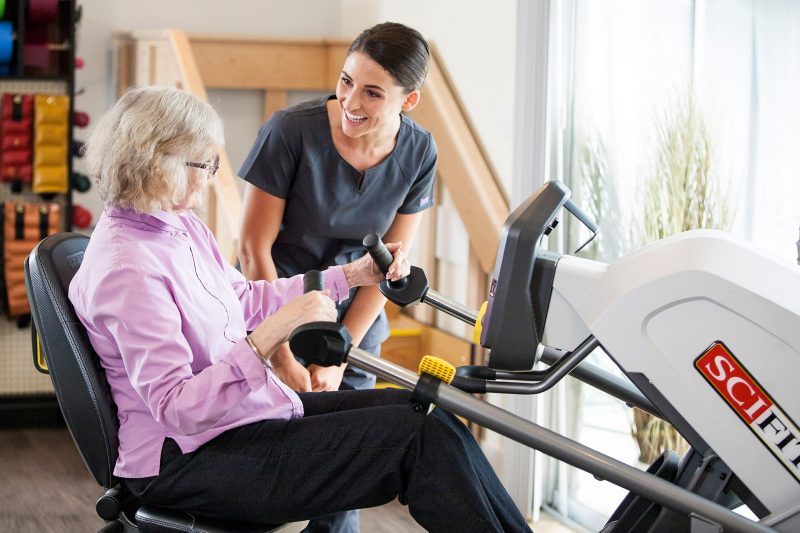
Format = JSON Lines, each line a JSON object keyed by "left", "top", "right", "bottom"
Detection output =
{"left": 696, "top": 341, "right": 800, "bottom": 483}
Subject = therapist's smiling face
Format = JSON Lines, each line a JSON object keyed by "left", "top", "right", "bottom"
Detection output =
{"left": 336, "top": 51, "right": 418, "bottom": 140}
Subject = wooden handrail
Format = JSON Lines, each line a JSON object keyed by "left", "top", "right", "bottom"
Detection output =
{"left": 168, "top": 31, "right": 243, "bottom": 265}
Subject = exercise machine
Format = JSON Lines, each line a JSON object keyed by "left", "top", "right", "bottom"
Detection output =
{"left": 290, "top": 180, "right": 799, "bottom": 532}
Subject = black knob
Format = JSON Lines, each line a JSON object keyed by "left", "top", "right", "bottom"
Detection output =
{"left": 72, "top": 140, "right": 86, "bottom": 158}
{"left": 362, "top": 234, "right": 394, "bottom": 273}
{"left": 362, "top": 233, "right": 407, "bottom": 289}
{"left": 303, "top": 270, "right": 324, "bottom": 293}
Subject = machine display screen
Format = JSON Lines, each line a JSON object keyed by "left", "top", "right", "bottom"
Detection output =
{"left": 480, "top": 181, "right": 570, "bottom": 370}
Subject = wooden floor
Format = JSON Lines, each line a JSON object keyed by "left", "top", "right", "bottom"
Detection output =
{"left": 0, "top": 427, "right": 105, "bottom": 532}
{"left": 0, "top": 426, "right": 426, "bottom": 532}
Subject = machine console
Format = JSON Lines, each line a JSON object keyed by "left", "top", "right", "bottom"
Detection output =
{"left": 481, "top": 180, "right": 597, "bottom": 370}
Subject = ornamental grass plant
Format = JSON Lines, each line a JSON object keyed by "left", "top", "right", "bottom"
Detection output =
{"left": 631, "top": 93, "right": 732, "bottom": 463}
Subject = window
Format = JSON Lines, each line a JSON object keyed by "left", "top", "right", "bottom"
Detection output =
{"left": 529, "top": 1, "right": 800, "bottom": 529}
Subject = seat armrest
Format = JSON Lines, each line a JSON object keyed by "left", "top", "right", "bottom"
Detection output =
{"left": 96, "top": 485, "right": 136, "bottom": 521}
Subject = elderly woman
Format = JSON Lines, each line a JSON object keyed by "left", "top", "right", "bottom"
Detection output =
{"left": 68, "top": 86, "right": 532, "bottom": 533}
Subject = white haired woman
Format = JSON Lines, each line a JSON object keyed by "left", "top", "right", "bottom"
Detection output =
{"left": 68, "top": 85, "right": 532, "bottom": 533}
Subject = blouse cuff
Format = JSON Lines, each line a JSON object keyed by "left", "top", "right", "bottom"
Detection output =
{"left": 230, "top": 339, "right": 268, "bottom": 391}
{"left": 324, "top": 266, "right": 350, "bottom": 302}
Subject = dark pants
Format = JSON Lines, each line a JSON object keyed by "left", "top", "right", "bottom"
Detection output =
{"left": 124, "top": 389, "right": 532, "bottom": 533}
{"left": 297, "top": 343, "right": 378, "bottom": 532}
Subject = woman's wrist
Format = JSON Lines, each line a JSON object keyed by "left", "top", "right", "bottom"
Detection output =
{"left": 247, "top": 321, "right": 287, "bottom": 366}
{"left": 343, "top": 257, "right": 372, "bottom": 288}
{"left": 343, "top": 262, "right": 358, "bottom": 288}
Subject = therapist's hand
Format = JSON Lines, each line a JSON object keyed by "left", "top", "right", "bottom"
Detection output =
{"left": 271, "top": 343, "right": 312, "bottom": 392}
{"left": 343, "top": 242, "right": 409, "bottom": 288}
{"left": 309, "top": 364, "right": 346, "bottom": 392}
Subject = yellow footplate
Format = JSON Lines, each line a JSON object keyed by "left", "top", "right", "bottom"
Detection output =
{"left": 418, "top": 355, "right": 456, "bottom": 384}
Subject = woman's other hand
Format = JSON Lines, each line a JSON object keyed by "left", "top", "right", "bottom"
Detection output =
{"left": 343, "top": 242, "right": 409, "bottom": 288}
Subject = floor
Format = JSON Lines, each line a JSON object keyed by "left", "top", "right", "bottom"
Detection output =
{"left": 0, "top": 426, "right": 578, "bottom": 532}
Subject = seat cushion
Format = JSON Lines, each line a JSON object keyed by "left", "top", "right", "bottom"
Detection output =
{"left": 135, "top": 505, "right": 287, "bottom": 533}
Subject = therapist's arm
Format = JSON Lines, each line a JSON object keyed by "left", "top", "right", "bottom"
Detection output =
{"left": 239, "top": 183, "right": 284, "bottom": 281}
{"left": 309, "top": 212, "right": 424, "bottom": 391}
{"left": 239, "top": 183, "right": 313, "bottom": 391}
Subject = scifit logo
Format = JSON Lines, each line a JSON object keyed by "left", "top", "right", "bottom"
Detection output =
{"left": 695, "top": 341, "right": 800, "bottom": 483}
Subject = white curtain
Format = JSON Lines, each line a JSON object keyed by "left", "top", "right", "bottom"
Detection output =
{"left": 740, "top": 0, "right": 800, "bottom": 259}
{"left": 567, "top": 0, "right": 800, "bottom": 263}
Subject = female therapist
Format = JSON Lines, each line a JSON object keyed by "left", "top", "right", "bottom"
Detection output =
{"left": 239, "top": 24, "right": 436, "bottom": 530}
{"left": 238, "top": 22, "right": 436, "bottom": 400}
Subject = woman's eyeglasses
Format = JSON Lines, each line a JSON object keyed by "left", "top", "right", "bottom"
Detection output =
{"left": 186, "top": 155, "right": 220, "bottom": 176}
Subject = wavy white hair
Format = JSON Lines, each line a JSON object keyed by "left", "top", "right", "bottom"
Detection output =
{"left": 84, "top": 85, "right": 225, "bottom": 213}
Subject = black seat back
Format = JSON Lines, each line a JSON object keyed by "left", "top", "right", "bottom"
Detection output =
{"left": 24, "top": 232, "right": 119, "bottom": 489}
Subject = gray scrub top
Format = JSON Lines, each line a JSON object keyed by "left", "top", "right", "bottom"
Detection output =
{"left": 239, "top": 95, "right": 437, "bottom": 348}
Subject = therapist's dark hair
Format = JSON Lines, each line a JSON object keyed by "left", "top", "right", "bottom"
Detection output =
{"left": 348, "top": 22, "right": 430, "bottom": 93}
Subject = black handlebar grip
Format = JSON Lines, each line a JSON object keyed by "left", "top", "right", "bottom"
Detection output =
{"left": 303, "top": 270, "right": 324, "bottom": 293}
{"left": 362, "top": 233, "right": 394, "bottom": 274}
